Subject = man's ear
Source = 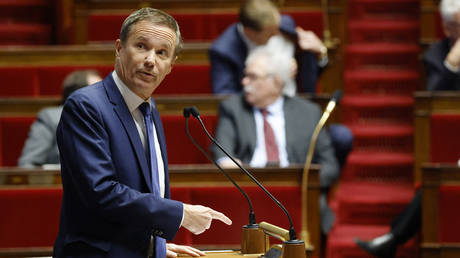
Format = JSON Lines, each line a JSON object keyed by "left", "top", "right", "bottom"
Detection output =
{"left": 115, "top": 39, "right": 122, "bottom": 57}
{"left": 166, "top": 56, "right": 177, "bottom": 75}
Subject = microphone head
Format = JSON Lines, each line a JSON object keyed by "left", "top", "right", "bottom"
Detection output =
{"left": 190, "top": 106, "right": 200, "bottom": 118}
{"left": 331, "top": 90, "right": 343, "bottom": 104}
{"left": 183, "top": 107, "right": 192, "bottom": 118}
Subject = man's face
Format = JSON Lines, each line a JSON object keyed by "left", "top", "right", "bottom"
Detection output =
{"left": 444, "top": 11, "right": 460, "bottom": 40}
{"left": 115, "top": 20, "right": 176, "bottom": 100}
{"left": 242, "top": 56, "right": 282, "bottom": 108}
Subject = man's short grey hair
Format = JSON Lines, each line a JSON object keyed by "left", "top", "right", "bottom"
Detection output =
{"left": 119, "top": 7, "right": 183, "bottom": 57}
{"left": 440, "top": 0, "right": 460, "bottom": 24}
{"left": 245, "top": 35, "right": 295, "bottom": 95}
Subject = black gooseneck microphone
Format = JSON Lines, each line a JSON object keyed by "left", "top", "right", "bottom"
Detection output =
{"left": 185, "top": 106, "right": 298, "bottom": 241}
{"left": 183, "top": 108, "right": 257, "bottom": 226}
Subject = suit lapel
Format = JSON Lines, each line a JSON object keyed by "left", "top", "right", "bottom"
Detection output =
{"left": 104, "top": 74, "right": 153, "bottom": 193}
{"left": 242, "top": 97, "right": 257, "bottom": 159}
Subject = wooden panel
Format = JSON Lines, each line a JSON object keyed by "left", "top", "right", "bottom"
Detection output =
{"left": 0, "top": 164, "right": 321, "bottom": 258}
{"left": 414, "top": 91, "right": 460, "bottom": 182}
{"left": 421, "top": 164, "right": 460, "bottom": 257}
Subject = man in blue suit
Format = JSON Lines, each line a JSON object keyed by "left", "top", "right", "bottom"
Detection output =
{"left": 53, "top": 8, "right": 231, "bottom": 258}
{"left": 209, "top": 0, "right": 328, "bottom": 95}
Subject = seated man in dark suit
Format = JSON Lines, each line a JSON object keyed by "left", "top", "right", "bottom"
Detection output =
{"left": 209, "top": 0, "right": 327, "bottom": 95}
{"left": 17, "top": 70, "right": 102, "bottom": 168}
{"left": 424, "top": 0, "right": 460, "bottom": 91}
{"left": 211, "top": 43, "right": 340, "bottom": 234}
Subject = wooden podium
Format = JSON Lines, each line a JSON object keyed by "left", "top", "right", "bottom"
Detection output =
{"left": 0, "top": 164, "right": 319, "bottom": 258}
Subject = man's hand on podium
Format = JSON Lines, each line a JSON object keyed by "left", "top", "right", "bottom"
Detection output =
{"left": 167, "top": 243, "right": 205, "bottom": 257}
{"left": 182, "top": 204, "right": 232, "bottom": 234}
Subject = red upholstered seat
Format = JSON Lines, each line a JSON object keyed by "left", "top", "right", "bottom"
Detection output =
{"left": 348, "top": 20, "right": 419, "bottom": 44}
{"left": 0, "top": 65, "right": 211, "bottom": 97}
{"left": 439, "top": 185, "right": 460, "bottom": 242}
{"left": 161, "top": 115, "right": 217, "bottom": 164}
{"left": 0, "top": 117, "right": 35, "bottom": 166}
{"left": 37, "top": 66, "right": 113, "bottom": 96}
{"left": 0, "top": 187, "right": 62, "bottom": 248}
{"left": 0, "top": 67, "right": 39, "bottom": 96}
{"left": 87, "top": 11, "right": 323, "bottom": 42}
{"left": 344, "top": 69, "right": 419, "bottom": 95}
{"left": 430, "top": 113, "right": 460, "bottom": 163}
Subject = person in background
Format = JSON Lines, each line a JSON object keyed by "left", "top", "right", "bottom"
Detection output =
{"left": 17, "top": 70, "right": 102, "bottom": 168}
{"left": 53, "top": 8, "right": 231, "bottom": 258}
{"left": 210, "top": 0, "right": 353, "bottom": 168}
{"left": 209, "top": 0, "right": 327, "bottom": 95}
{"left": 211, "top": 43, "right": 340, "bottom": 234}
{"left": 424, "top": 0, "right": 460, "bottom": 91}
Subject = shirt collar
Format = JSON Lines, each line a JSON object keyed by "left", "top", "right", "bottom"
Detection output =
{"left": 258, "top": 96, "right": 284, "bottom": 115}
{"left": 112, "top": 71, "right": 151, "bottom": 112}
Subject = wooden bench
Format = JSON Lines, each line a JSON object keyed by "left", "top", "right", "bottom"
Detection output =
{"left": 0, "top": 164, "right": 321, "bottom": 257}
{"left": 421, "top": 164, "right": 460, "bottom": 258}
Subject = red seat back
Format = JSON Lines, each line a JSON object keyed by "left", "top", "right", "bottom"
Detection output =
{"left": 430, "top": 113, "right": 460, "bottom": 163}
{"left": 0, "top": 117, "right": 35, "bottom": 166}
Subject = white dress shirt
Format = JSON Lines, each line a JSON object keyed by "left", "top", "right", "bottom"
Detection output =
{"left": 250, "top": 97, "right": 289, "bottom": 167}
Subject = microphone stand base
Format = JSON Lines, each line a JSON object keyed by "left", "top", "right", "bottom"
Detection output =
{"left": 282, "top": 239, "right": 308, "bottom": 258}
{"left": 241, "top": 224, "right": 268, "bottom": 254}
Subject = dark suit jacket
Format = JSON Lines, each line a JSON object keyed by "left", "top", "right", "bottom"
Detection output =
{"left": 211, "top": 94, "right": 339, "bottom": 189}
{"left": 424, "top": 38, "right": 460, "bottom": 91}
{"left": 53, "top": 74, "right": 183, "bottom": 258}
{"left": 209, "top": 15, "right": 323, "bottom": 94}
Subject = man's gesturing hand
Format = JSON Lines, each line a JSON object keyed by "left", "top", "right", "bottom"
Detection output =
{"left": 182, "top": 204, "right": 232, "bottom": 234}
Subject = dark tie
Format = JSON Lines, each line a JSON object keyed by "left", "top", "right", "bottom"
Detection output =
{"left": 261, "top": 109, "right": 280, "bottom": 166}
{"left": 139, "top": 102, "right": 166, "bottom": 258}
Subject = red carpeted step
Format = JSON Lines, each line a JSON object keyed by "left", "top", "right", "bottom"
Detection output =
{"left": 347, "top": 124, "right": 414, "bottom": 153}
{"left": 342, "top": 151, "right": 413, "bottom": 182}
{"left": 348, "top": 19, "right": 419, "bottom": 44}
{"left": 346, "top": 43, "right": 420, "bottom": 70}
{"left": 0, "top": 24, "right": 51, "bottom": 45}
{"left": 327, "top": 224, "right": 418, "bottom": 258}
{"left": 334, "top": 181, "right": 414, "bottom": 225}
{"left": 349, "top": 0, "right": 419, "bottom": 21}
{"left": 344, "top": 69, "right": 419, "bottom": 95}
{"left": 341, "top": 95, "right": 414, "bottom": 125}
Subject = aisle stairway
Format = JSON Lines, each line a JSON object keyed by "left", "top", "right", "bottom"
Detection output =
{"left": 0, "top": 0, "right": 54, "bottom": 45}
{"left": 327, "top": 0, "right": 420, "bottom": 257}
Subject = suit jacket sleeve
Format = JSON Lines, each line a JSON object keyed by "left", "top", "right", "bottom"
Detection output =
{"left": 211, "top": 98, "right": 239, "bottom": 160}
{"left": 424, "top": 39, "right": 460, "bottom": 91}
{"left": 58, "top": 93, "right": 182, "bottom": 240}
{"left": 18, "top": 107, "right": 60, "bottom": 167}
{"left": 209, "top": 49, "right": 242, "bottom": 94}
{"left": 314, "top": 125, "right": 340, "bottom": 189}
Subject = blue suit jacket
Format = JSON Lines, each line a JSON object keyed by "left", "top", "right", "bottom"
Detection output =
{"left": 209, "top": 15, "right": 323, "bottom": 94}
{"left": 53, "top": 73, "right": 183, "bottom": 258}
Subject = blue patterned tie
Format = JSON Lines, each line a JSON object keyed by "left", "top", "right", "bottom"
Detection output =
{"left": 139, "top": 102, "right": 166, "bottom": 258}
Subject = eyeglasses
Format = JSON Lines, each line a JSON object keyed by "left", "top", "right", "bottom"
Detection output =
{"left": 243, "top": 72, "right": 272, "bottom": 81}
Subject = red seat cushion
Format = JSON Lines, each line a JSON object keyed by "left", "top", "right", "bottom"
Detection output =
{"left": 0, "top": 117, "right": 35, "bottom": 166}
{"left": 439, "top": 185, "right": 460, "bottom": 242}
{"left": 430, "top": 113, "right": 460, "bottom": 163}
{"left": 0, "top": 188, "right": 62, "bottom": 248}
